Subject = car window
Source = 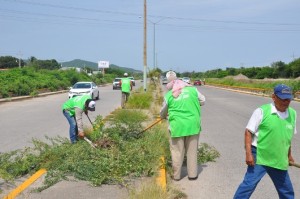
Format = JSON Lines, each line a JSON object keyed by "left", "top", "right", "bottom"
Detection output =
{"left": 73, "top": 83, "right": 91, "bottom": 89}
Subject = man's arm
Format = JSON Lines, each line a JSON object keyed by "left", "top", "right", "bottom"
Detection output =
{"left": 288, "top": 147, "right": 294, "bottom": 164}
{"left": 245, "top": 129, "right": 254, "bottom": 166}
{"left": 197, "top": 90, "right": 205, "bottom": 106}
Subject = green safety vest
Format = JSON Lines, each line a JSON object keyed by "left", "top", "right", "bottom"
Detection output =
{"left": 256, "top": 104, "right": 296, "bottom": 170}
{"left": 62, "top": 95, "right": 91, "bottom": 117}
{"left": 164, "top": 86, "right": 201, "bottom": 137}
{"left": 121, "top": 78, "right": 131, "bottom": 93}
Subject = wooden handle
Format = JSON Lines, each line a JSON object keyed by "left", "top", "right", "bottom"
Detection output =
{"left": 84, "top": 137, "right": 96, "bottom": 149}
{"left": 140, "top": 118, "right": 163, "bottom": 134}
{"left": 290, "top": 162, "right": 300, "bottom": 168}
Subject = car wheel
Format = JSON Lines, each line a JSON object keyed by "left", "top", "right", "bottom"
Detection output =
{"left": 96, "top": 92, "right": 99, "bottom": 100}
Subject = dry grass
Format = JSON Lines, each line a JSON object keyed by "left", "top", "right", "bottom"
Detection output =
{"left": 128, "top": 178, "right": 187, "bottom": 199}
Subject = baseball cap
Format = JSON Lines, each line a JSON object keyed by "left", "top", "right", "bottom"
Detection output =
{"left": 274, "top": 84, "right": 293, "bottom": 100}
{"left": 166, "top": 71, "right": 177, "bottom": 82}
{"left": 124, "top": 73, "right": 128, "bottom": 76}
{"left": 88, "top": 101, "right": 96, "bottom": 111}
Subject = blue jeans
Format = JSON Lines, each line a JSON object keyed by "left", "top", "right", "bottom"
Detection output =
{"left": 63, "top": 110, "right": 78, "bottom": 143}
{"left": 233, "top": 146, "right": 294, "bottom": 199}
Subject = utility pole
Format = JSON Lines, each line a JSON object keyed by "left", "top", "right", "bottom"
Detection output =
{"left": 143, "top": 0, "right": 147, "bottom": 91}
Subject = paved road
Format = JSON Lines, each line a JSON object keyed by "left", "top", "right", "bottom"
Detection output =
{"left": 2, "top": 84, "right": 300, "bottom": 199}
{"left": 0, "top": 83, "right": 127, "bottom": 153}
{"left": 172, "top": 85, "right": 300, "bottom": 199}
{"left": 0, "top": 81, "right": 144, "bottom": 199}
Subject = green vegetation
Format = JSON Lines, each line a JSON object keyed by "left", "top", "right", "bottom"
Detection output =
{"left": 0, "top": 66, "right": 141, "bottom": 98}
{"left": 126, "top": 89, "right": 153, "bottom": 109}
{"left": 163, "top": 58, "right": 300, "bottom": 80}
{"left": 197, "top": 143, "right": 220, "bottom": 164}
{"left": 0, "top": 110, "right": 169, "bottom": 191}
{"left": 205, "top": 78, "right": 300, "bottom": 93}
{"left": 0, "top": 67, "right": 90, "bottom": 98}
{"left": 0, "top": 75, "right": 220, "bottom": 197}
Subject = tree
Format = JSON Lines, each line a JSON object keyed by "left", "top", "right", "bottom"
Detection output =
{"left": 290, "top": 58, "right": 300, "bottom": 78}
{"left": 271, "top": 61, "right": 286, "bottom": 78}
{"left": 0, "top": 56, "right": 20, "bottom": 68}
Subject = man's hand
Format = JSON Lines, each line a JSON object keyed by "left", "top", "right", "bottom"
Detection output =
{"left": 78, "top": 132, "right": 85, "bottom": 139}
{"left": 246, "top": 153, "right": 255, "bottom": 166}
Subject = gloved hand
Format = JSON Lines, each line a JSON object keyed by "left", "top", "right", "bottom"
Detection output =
{"left": 78, "top": 131, "right": 85, "bottom": 139}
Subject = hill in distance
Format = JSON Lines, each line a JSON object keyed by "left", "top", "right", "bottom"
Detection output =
{"left": 62, "top": 59, "right": 142, "bottom": 73}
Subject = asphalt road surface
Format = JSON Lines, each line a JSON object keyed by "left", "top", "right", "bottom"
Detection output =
{"left": 172, "top": 85, "right": 300, "bottom": 199}
{"left": 1, "top": 83, "right": 300, "bottom": 199}
{"left": 0, "top": 82, "right": 137, "bottom": 153}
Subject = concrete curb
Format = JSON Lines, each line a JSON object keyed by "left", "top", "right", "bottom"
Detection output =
{"left": 0, "top": 90, "right": 68, "bottom": 103}
{"left": 3, "top": 169, "right": 47, "bottom": 199}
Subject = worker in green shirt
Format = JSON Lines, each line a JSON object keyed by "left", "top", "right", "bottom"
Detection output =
{"left": 120, "top": 72, "right": 132, "bottom": 108}
{"left": 234, "top": 84, "right": 297, "bottom": 199}
{"left": 160, "top": 71, "right": 205, "bottom": 181}
{"left": 62, "top": 95, "right": 96, "bottom": 143}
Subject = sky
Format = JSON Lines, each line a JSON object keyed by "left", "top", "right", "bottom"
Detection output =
{"left": 0, "top": 0, "right": 300, "bottom": 73}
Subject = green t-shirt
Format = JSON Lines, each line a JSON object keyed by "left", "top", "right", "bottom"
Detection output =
{"left": 62, "top": 95, "right": 91, "bottom": 117}
{"left": 164, "top": 86, "right": 201, "bottom": 137}
{"left": 256, "top": 104, "right": 296, "bottom": 170}
{"left": 121, "top": 78, "right": 131, "bottom": 93}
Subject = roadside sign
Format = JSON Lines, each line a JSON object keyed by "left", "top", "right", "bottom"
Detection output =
{"left": 98, "top": 61, "right": 109, "bottom": 69}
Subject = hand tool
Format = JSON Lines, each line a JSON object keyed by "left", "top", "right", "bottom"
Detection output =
{"left": 84, "top": 113, "right": 97, "bottom": 148}
{"left": 83, "top": 137, "right": 97, "bottom": 149}
{"left": 138, "top": 117, "right": 163, "bottom": 135}
{"left": 290, "top": 161, "right": 300, "bottom": 168}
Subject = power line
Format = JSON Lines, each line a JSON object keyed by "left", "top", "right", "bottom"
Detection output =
{"left": 1, "top": 11, "right": 299, "bottom": 32}
{"left": 2, "top": 0, "right": 300, "bottom": 27}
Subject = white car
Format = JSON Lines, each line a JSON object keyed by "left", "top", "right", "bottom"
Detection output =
{"left": 113, "top": 78, "right": 121, "bottom": 90}
{"left": 68, "top": 82, "right": 99, "bottom": 100}
{"left": 182, "top": 77, "right": 191, "bottom": 84}
{"left": 128, "top": 77, "right": 135, "bottom": 86}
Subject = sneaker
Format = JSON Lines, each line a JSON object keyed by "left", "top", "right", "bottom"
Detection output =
{"left": 188, "top": 176, "right": 198, "bottom": 181}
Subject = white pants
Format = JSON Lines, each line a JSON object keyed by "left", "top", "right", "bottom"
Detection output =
{"left": 170, "top": 133, "right": 200, "bottom": 180}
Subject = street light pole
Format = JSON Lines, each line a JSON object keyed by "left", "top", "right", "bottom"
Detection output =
{"left": 143, "top": 0, "right": 147, "bottom": 91}
{"left": 153, "top": 23, "right": 155, "bottom": 69}
{"left": 148, "top": 18, "right": 167, "bottom": 70}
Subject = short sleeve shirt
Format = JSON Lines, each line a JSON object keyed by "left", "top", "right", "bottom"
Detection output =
{"left": 246, "top": 103, "right": 297, "bottom": 147}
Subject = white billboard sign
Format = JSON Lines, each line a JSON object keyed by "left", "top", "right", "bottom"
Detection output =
{"left": 98, "top": 61, "right": 110, "bottom": 69}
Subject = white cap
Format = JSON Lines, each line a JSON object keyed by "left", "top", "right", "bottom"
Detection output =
{"left": 88, "top": 101, "right": 96, "bottom": 111}
{"left": 166, "top": 71, "right": 177, "bottom": 82}
{"left": 124, "top": 73, "right": 128, "bottom": 76}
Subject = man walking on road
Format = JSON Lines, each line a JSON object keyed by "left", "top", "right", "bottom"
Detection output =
{"left": 62, "top": 95, "right": 96, "bottom": 143}
{"left": 234, "top": 84, "right": 297, "bottom": 199}
{"left": 120, "top": 72, "right": 132, "bottom": 109}
{"left": 160, "top": 71, "right": 205, "bottom": 181}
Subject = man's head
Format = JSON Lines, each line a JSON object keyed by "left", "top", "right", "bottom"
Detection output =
{"left": 272, "top": 84, "right": 293, "bottom": 112}
{"left": 166, "top": 71, "right": 177, "bottom": 82}
{"left": 124, "top": 73, "right": 128, "bottom": 77}
{"left": 274, "top": 84, "right": 293, "bottom": 100}
{"left": 85, "top": 99, "right": 96, "bottom": 111}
